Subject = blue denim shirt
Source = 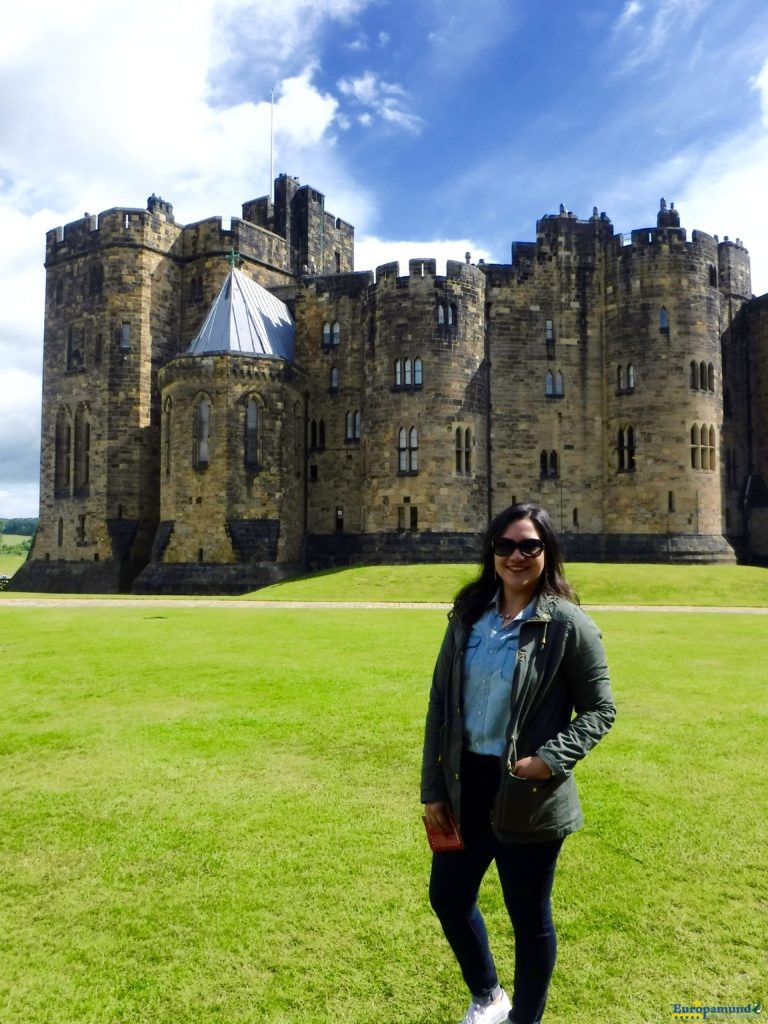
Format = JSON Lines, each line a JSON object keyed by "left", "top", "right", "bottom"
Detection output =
{"left": 462, "top": 592, "right": 537, "bottom": 756}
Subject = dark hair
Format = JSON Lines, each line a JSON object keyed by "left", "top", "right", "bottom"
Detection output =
{"left": 453, "top": 501, "right": 577, "bottom": 623}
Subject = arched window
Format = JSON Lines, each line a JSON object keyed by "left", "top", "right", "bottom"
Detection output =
{"left": 346, "top": 411, "right": 359, "bottom": 442}
{"left": 54, "top": 407, "right": 71, "bottom": 495}
{"left": 404, "top": 358, "right": 412, "bottom": 386}
{"left": 414, "top": 358, "right": 423, "bottom": 386}
{"left": 617, "top": 428, "right": 625, "bottom": 472}
{"left": 447, "top": 304, "right": 454, "bottom": 326}
{"left": 659, "top": 307, "right": 669, "bottom": 333}
{"left": 438, "top": 303, "right": 446, "bottom": 325}
{"left": 319, "top": 419, "right": 326, "bottom": 449}
{"left": 329, "top": 366, "right": 338, "bottom": 391}
{"left": 465, "top": 428, "right": 472, "bottom": 474}
{"left": 74, "top": 406, "right": 90, "bottom": 492}
{"left": 699, "top": 361, "right": 707, "bottom": 391}
{"left": 691, "top": 424, "right": 700, "bottom": 469}
{"left": 399, "top": 428, "right": 408, "bottom": 472}
{"left": 550, "top": 450, "right": 559, "bottom": 477}
{"left": 540, "top": 450, "right": 549, "bottom": 477}
{"left": 626, "top": 426, "right": 636, "bottom": 471}
{"left": 554, "top": 371, "right": 564, "bottom": 396}
{"left": 545, "top": 370, "right": 554, "bottom": 396}
{"left": 450, "top": 303, "right": 457, "bottom": 327}
{"left": 617, "top": 365, "right": 625, "bottom": 391}
{"left": 573, "top": 507, "right": 579, "bottom": 528}
{"left": 455, "top": 428, "right": 463, "bottom": 473}
{"left": 322, "top": 322, "right": 331, "bottom": 347}
{"left": 354, "top": 411, "right": 360, "bottom": 440}
{"left": 245, "top": 396, "right": 261, "bottom": 470}
{"left": 194, "top": 397, "right": 211, "bottom": 470}
{"left": 708, "top": 425, "right": 716, "bottom": 469}
{"left": 409, "top": 427, "right": 419, "bottom": 471}
{"left": 164, "top": 397, "right": 172, "bottom": 477}
{"left": 394, "top": 359, "right": 402, "bottom": 387}
{"left": 699, "top": 424, "right": 709, "bottom": 470}
{"left": 709, "top": 265, "right": 718, "bottom": 287}
{"left": 332, "top": 322, "right": 341, "bottom": 347}
{"left": 398, "top": 426, "right": 418, "bottom": 472}
{"left": 627, "top": 364, "right": 635, "bottom": 391}
{"left": 690, "top": 361, "right": 698, "bottom": 389}
{"left": 708, "top": 363, "right": 715, "bottom": 392}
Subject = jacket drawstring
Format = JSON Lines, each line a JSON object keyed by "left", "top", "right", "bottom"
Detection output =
{"left": 540, "top": 620, "right": 549, "bottom": 648}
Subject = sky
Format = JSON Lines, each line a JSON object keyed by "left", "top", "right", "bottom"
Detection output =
{"left": 3, "top": 0, "right": 768, "bottom": 517}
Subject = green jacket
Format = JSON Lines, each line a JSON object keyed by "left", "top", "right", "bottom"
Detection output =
{"left": 421, "top": 592, "right": 616, "bottom": 842}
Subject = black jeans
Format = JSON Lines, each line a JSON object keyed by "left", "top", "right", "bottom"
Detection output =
{"left": 429, "top": 752, "right": 564, "bottom": 1024}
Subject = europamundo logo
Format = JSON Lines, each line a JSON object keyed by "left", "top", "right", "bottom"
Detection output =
{"left": 672, "top": 1003, "right": 762, "bottom": 1021}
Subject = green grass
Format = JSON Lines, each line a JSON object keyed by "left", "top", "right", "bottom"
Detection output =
{"left": 0, "top": 533, "right": 31, "bottom": 548}
{"left": 252, "top": 561, "right": 768, "bottom": 607}
{"left": 0, "top": 533, "right": 31, "bottom": 577}
{"left": 0, "top": 606, "right": 765, "bottom": 1024}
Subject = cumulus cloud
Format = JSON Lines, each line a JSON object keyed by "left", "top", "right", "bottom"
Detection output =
{"left": 354, "top": 235, "right": 492, "bottom": 276}
{"left": 337, "top": 72, "right": 424, "bottom": 133}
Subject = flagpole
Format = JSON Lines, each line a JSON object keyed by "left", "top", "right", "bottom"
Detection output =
{"left": 270, "top": 87, "right": 274, "bottom": 202}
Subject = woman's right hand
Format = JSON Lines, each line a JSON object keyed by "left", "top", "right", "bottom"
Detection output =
{"left": 423, "top": 801, "right": 453, "bottom": 835}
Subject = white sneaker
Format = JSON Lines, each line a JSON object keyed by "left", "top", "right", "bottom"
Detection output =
{"left": 459, "top": 988, "right": 512, "bottom": 1024}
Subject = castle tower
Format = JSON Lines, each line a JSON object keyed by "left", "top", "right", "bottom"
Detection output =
{"left": 135, "top": 267, "right": 305, "bottom": 593}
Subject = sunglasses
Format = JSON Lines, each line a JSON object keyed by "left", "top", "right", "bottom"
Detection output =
{"left": 492, "top": 538, "right": 545, "bottom": 558}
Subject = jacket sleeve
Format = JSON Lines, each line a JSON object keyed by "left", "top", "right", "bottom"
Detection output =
{"left": 536, "top": 609, "right": 616, "bottom": 777}
{"left": 420, "top": 619, "right": 455, "bottom": 805}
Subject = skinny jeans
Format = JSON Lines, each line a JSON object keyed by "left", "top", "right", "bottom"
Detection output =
{"left": 429, "top": 751, "right": 564, "bottom": 1024}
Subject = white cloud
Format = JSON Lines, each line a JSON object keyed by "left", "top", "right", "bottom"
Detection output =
{"left": 611, "top": 0, "right": 714, "bottom": 70}
{"left": 337, "top": 71, "right": 424, "bottom": 133}
{"left": 354, "top": 236, "right": 492, "bottom": 276}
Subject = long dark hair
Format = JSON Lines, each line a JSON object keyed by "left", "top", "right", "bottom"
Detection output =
{"left": 453, "top": 501, "right": 578, "bottom": 623}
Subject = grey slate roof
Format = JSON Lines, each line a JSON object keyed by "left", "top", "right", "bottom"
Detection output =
{"left": 186, "top": 269, "right": 295, "bottom": 360}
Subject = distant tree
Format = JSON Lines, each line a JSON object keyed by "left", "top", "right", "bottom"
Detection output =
{"left": 2, "top": 518, "right": 38, "bottom": 536}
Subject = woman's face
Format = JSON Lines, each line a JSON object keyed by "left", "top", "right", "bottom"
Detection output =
{"left": 493, "top": 516, "right": 546, "bottom": 604}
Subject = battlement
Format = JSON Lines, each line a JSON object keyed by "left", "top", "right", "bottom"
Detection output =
{"left": 373, "top": 258, "right": 484, "bottom": 288}
{"left": 46, "top": 202, "right": 183, "bottom": 263}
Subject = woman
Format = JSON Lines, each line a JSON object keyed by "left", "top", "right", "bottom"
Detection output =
{"left": 421, "top": 502, "right": 615, "bottom": 1024}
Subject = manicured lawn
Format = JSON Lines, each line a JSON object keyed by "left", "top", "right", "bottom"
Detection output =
{"left": 0, "top": 606, "right": 764, "bottom": 1023}
{"left": 252, "top": 561, "right": 768, "bottom": 607}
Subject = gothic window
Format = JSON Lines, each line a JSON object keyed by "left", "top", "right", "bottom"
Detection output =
{"left": 617, "top": 365, "right": 625, "bottom": 392}
{"left": 626, "top": 364, "right": 635, "bottom": 391}
{"left": 74, "top": 405, "right": 90, "bottom": 492}
{"left": 394, "top": 359, "right": 402, "bottom": 387}
{"left": 332, "top": 321, "right": 341, "bottom": 347}
{"left": 322, "top": 322, "right": 331, "bottom": 348}
{"left": 438, "top": 303, "right": 446, "bottom": 325}
{"left": 699, "top": 361, "right": 707, "bottom": 390}
{"left": 404, "top": 358, "right": 412, "bottom": 386}
{"left": 54, "top": 408, "right": 71, "bottom": 496}
{"left": 545, "top": 370, "right": 554, "bottom": 397}
{"left": 465, "top": 428, "right": 472, "bottom": 474}
{"left": 659, "top": 307, "right": 669, "bottom": 334}
{"left": 545, "top": 319, "right": 554, "bottom": 342}
{"left": 690, "top": 361, "right": 698, "bottom": 389}
{"left": 626, "top": 427, "right": 636, "bottom": 470}
{"left": 455, "top": 428, "right": 463, "bottom": 473}
{"left": 410, "top": 506, "right": 418, "bottom": 531}
{"left": 399, "top": 427, "right": 418, "bottom": 472}
{"left": 554, "top": 371, "right": 564, "bottom": 396}
{"left": 66, "top": 326, "right": 84, "bottom": 371}
{"left": 540, "top": 450, "right": 548, "bottom": 477}
{"left": 618, "top": 427, "right": 636, "bottom": 472}
{"left": 708, "top": 425, "right": 716, "bottom": 470}
{"left": 244, "top": 396, "right": 262, "bottom": 470}
{"left": 707, "top": 363, "right": 715, "bottom": 392}
{"left": 164, "top": 397, "right": 172, "bottom": 477}
{"left": 449, "top": 303, "right": 457, "bottom": 327}
{"left": 572, "top": 507, "right": 579, "bottom": 528}
{"left": 354, "top": 411, "right": 361, "bottom": 440}
{"left": 700, "top": 424, "right": 709, "bottom": 470}
{"left": 194, "top": 396, "right": 211, "bottom": 470}
{"left": 345, "top": 411, "right": 360, "bottom": 442}
{"left": 319, "top": 419, "right": 326, "bottom": 449}
{"left": 549, "top": 450, "right": 559, "bottom": 477}
{"left": 329, "top": 366, "right": 339, "bottom": 391}
{"left": 691, "top": 424, "right": 701, "bottom": 469}
{"left": 414, "top": 358, "right": 423, "bottom": 386}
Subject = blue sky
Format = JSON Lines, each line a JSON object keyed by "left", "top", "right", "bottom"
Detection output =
{"left": 3, "top": 0, "right": 768, "bottom": 516}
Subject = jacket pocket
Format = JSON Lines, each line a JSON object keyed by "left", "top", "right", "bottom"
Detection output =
{"left": 491, "top": 772, "right": 564, "bottom": 839}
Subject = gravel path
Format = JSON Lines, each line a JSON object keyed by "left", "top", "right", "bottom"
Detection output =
{"left": 1, "top": 598, "right": 768, "bottom": 613}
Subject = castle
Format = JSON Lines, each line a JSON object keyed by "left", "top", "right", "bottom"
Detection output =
{"left": 11, "top": 174, "right": 768, "bottom": 594}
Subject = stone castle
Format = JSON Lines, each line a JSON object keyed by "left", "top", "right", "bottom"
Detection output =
{"left": 12, "top": 174, "right": 768, "bottom": 593}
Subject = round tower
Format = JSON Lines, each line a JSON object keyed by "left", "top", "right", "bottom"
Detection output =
{"left": 602, "top": 201, "right": 732, "bottom": 559}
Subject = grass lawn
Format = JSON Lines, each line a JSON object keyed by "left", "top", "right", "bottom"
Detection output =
{"left": 252, "top": 562, "right": 768, "bottom": 607}
{"left": 1, "top": 534, "right": 31, "bottom": 578}
{"left": 0, "top": 606, "right": 765, "bottom": 1024}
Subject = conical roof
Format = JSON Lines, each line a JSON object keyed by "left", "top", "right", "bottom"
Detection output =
{"left": 186, "top": 268, "right": 295, "bottom": 360}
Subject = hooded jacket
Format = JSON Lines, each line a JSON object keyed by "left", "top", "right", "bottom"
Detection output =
{"left": 420, "top": 591, "right": 616, "bottom": 842}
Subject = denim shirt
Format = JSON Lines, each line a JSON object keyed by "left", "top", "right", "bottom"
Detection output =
{"left": 462, "top": 593, "right": 537, "bottom": 756}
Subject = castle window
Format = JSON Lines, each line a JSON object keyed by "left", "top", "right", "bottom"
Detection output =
{"left": 700, "top": 424, "right": 709, "bottom": 470}
{"left": 709, "top": 265, "right": 718, "bottom": 287}
{"left": 540, "top": 450, "right": 548, "bottom": 477}
{"left": 659, "top": 307, "right": 669, "bottom": 334}
{"left": 329, "top": 366, "right": 338, "bottom": 391}
{"left": 545, "top": 320, "right": 554, "bottom": 342}
{"left": 354, "top": 411, "right": 361, "bottom": 441}
{"left": 320, "top": 419, "right": 326, "bottom": 448}
{"left": 335, "top": 505, "right": 344, "bottom": 531}
{"left": 550, "top": 450, "right": 559, "bottom": 477}
{"left": 668, "top": 491, "right": 675, "bottom": 513}
{"left": 465, "top": 428, "right": 472, "bottom": 474}
{"left": 345, "top": 410, "right": 360, "bottom": 443}
{"left": 335, "top": 251, "right": 341, "bottom": 274}
{"left": 572, "top": 507, "right": 579, "bottom": 528}
{"left": 455, "top": 428, "right": 463, "bottom": 473}
{"left": 698, "top": 361, "right": 707, "bottom": 391}
{"left": 414, "top": 358, "right": 423, "bottom": 386}
{"left": 554, "top": 371, "right": 564, "bottom": 396}
{"left": 689, "top": 361, "right": 698, "bottom": 389}
{"left": 54, "top": 408, "right": 71, "bottom": 496}
{"left": 194, "top": 397, "right": 211, "bottom": 470}
{"left": 77, "top": 514, "right": 86, "bottom": 545}
{"left": 450, "top": 303, "right": 457, "bottom": 327}
{"left": 310, "top": 419, "right": 318, "bottom": 450}
{"left": 399, "top": 427, "right": 418, "bottom": 473}
{"left": 708, "top": 425, "right": 716, "bottom": 470}
{"left": 617, "top": 426, "right": 636, "bottom": 472}
{"left": 404, "top": 358, "right": 412, "bottom": 386}
{"left": 617, "top": 365, "right": 625, "bottom": 392}
{"left": 438, "top": 303, "right": 446, "bottom": 325}
{"left": 626, "top": 364, "right": 635, "bottom": 391}
{"left": 332, "top": 321, "right": 341, "bottom": 347}
{"left": 74, "top": 406, "right": 90, "bottom": 493}
{"left": 164, "top": 398, "right": 172, "bottom": 477}
{"left": 57, "top": 517, "right": 63, "bottom": 547}
{"left": 322, "top": 322, "right": 331, "bottom": 348}
{"left": 66, "top": 326, "right": 84, "bottom": 371}
{"left": 545, "top": 370, "right": 554, "bottom": 397}
{"left": 398, "top": 505, "right": 406, "bottom": 530}
{"left": 410, "top": 506, "right": 418, "bottom": 531}
{"left": 447, "top": 304, "right": 454, "bottom": 326}
{"left": 189, "top": 276, "right": 203, "bottom": 302}
{"left": 244, "top": 396, "right": 263, "bottom": 471}
{"left": 394, "top": 360, "right": 402, "bottom": 387}
{"left": 120, "top": 322, "right": 131, "bottom": 351}
{"left": 691, "top": 424, "right": 701, "bottom": 469}
{"left": 707, "top": 363, "right": 715, "bottom": 392}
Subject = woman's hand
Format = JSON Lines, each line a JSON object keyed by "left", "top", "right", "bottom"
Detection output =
{"left": 423, "top": 801, "right": 454, "bottom": 834}
{"left": 511, "top": 755, "right": 553, "bottom": 780}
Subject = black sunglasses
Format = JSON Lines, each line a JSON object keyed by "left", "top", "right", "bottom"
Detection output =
{"left": 492, "top": 538, "right": 545, "bottom": 558}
